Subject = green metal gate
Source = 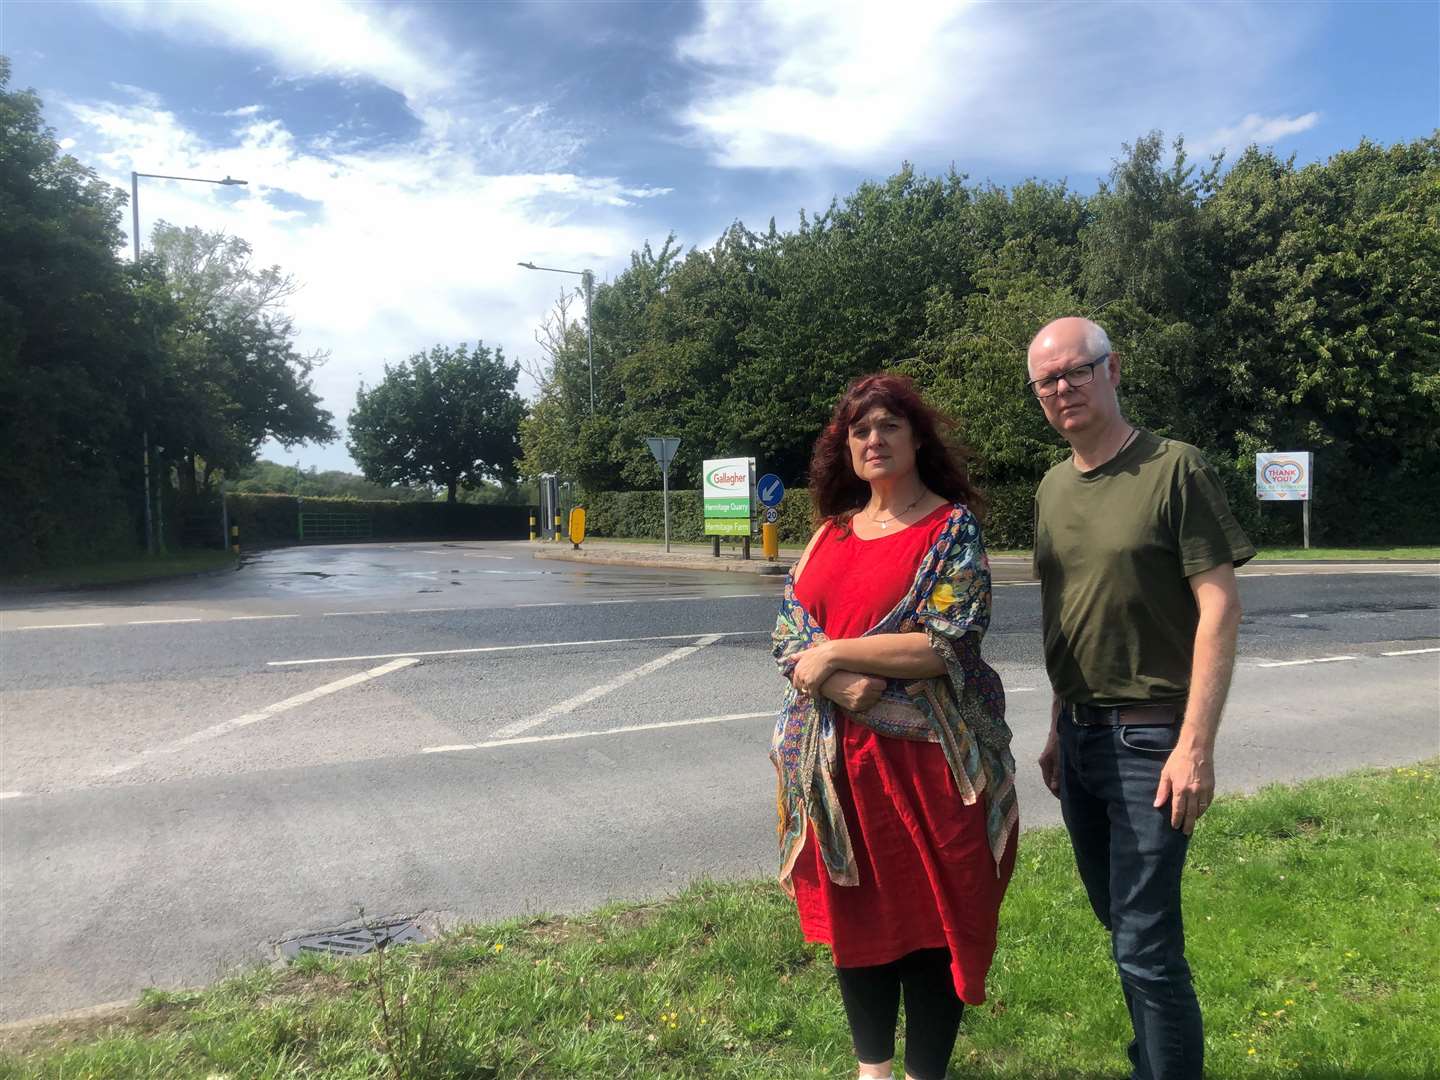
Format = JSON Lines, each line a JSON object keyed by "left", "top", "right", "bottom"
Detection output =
{"left": 298, "top": 511, "right": 373, "bottom": 540}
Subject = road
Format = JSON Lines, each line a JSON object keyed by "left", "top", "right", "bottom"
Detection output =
{"left": 1, "top": 541, "right": 1437, "bottom": 1022}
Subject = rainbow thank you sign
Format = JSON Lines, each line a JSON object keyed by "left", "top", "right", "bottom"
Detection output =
{"left": 1255, "top": 452, "right": 1312, "bottom": 501}
{"left": 704, "top": 457, "right": 753, "bottom": 536}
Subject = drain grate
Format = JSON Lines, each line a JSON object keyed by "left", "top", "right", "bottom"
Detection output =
{"left": 278, "top": 917, "right": 427, "bottom": 960}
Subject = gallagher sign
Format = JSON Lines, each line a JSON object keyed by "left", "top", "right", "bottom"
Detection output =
{"left": 1255, "top": 452, "right": 1312, "bottom": 501}
{"left": 703, "top": 457, "right": 753, "bottom": 536}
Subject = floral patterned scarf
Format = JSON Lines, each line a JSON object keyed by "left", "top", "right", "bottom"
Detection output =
{"left": 770, "top": 505, "right": 1018, "bottom": 892}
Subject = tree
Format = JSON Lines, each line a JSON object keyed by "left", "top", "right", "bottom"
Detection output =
{"left": 349, "top": 342, "right": 525, "bottom": 502}
{"left": 0, "top": 58, "right": 146, "bottom": 567}
{"left": 145, "top": 223, "right": 336, "bottom": 497}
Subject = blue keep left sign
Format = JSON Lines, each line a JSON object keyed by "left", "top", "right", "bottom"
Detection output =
{"left": 757, "top": 473, "right": 784, "bottom": 508}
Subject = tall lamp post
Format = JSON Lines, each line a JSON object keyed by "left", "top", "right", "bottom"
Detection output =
{"left": 517, "top": 260, "right": 595, "bottom": 414}
{"left": 131, "top": 170, "right": 248, "bottom": 553}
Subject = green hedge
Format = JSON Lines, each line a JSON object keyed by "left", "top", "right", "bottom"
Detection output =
{"left": 580, "top": 482, "right": 1038, "bottom": 549}
{"left": 225, "top": 494, "right": 531, "bottom": 546}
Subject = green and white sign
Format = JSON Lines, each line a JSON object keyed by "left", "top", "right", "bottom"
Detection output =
{"left": 703, "top": 456, "right": 753, "bottom": 537}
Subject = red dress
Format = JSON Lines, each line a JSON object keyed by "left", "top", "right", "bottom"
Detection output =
{"left": 790, "top": 503, "right": 1016, "bottom": 1004}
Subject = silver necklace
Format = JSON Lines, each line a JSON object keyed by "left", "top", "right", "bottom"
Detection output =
{"left": 865, "top": 492, "right": 925, "bottom": 530}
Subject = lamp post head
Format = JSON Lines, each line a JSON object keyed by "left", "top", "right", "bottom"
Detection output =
{"left": 517, "top": 261, "right": 538, "bottom": 270}
{"left": 219, "top": 176, "right": 248, "bottom": 186}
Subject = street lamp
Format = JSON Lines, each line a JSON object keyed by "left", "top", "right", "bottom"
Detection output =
{"left": 131, "top": 170, "right": 249, "bottom": 553}
{"left": 518, "top": 260, "right": 595, "bottom": 414}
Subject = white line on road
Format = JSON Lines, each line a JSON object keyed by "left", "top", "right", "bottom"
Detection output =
{"left": 126, "top": 618, "right": 203, "bottom": 625}
{"left": 1290, "top": 613, "right": 1310, "bottom": 619}
{"left": 1009, "top": 687, "right": 1038, "bottom": 693}
{"left": 514, "top": 602, "right": 565, "bottom": 608}
{"left": 0, "top": 791, "right": 26, "bottom": 800}
{"left": 9, "top": 622, "right": 105, "bottom": 631}
{"left": 1381, "top": 647, "right": 1440, "bottom": 656}
{"left": 492, "top": 635, "right": 724, "bottom": 739}
{"left": 424, "top": 710, "right": 773, "bottom": 754}
{"left": 322, "top": 610, "right": 390, "bottom": 617}
{"left": 267, "top": 630, "right": 766, "bottom": 667}
{"left": 228, "top": 614, "right": 302, "bottom": 621}
{"left": 1257, "top": 655, "right": 1358, "bottom": 668}
{"left": 97, "top": 657, "right": 420, "bottom": 779}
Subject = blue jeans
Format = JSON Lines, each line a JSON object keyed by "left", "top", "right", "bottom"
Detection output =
{"left": 1058, "top": 708, "right": 1203, "bottom": 1080}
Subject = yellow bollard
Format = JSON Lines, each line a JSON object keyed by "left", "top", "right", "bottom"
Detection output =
{"left": 529, "top": 512, "right": 537, "bottom": 542}
{"left": 230, "top": 524, "right": 240, "bottom": 556}
{"left": 762, "top": 522, "right": 779, "bottom": 560}
{"left": 552, "top": 513, "right": 561, "bottom": 542}
{"left": 569, "top": 507, "right": 586, "bottom": 550}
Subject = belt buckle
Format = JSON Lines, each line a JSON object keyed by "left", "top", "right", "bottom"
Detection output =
{"left": 1073, "top": 703, "right": 1116, "bottom": 727}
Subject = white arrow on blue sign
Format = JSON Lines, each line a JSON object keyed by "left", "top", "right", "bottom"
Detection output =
{"left": 757, "top": 473, "right": 784, "bottom": 507}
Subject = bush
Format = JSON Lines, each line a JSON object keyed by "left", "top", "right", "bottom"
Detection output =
{"left": 581, "top": 483, "right": 1037, "bottom": 549}
{"left": 224, "top": 494, "right": 531, "bottom": 546}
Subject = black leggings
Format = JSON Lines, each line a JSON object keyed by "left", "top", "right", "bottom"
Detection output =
{"left": 835, "top": 948, "right": 964, "bottom": 1080}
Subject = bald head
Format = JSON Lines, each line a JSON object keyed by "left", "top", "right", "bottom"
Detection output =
{"left": 1027, "top": 317, "right": 1111, "bottom": 378}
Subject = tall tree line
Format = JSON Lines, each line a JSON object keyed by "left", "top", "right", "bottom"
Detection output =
{"left": 1, "top": 60, "right": 334, "bottom": 569}
{"left": 522, "top": 133, "right": 1439, "bottom": 544}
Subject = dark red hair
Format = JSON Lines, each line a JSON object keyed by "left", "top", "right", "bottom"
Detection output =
{"left": 807, "top": 373, "right": 984, "bottom": 526}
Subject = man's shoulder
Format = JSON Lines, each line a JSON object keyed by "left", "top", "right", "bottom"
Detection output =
{"left": 1036, "top": 456, "right": 1073, "bottom": 495}
{"left": 1145, "top": 433, "right": 1213, "bottom": 474}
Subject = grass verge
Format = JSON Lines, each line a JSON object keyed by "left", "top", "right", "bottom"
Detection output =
{"left": 2, "top": 763, "right": 1435, "bottom": 1079}
{"left": 0, "top": 550, "right": 237, "bottom": 590}
{"left": 1250, "top": 546, "right": 1439, "bottom": 561}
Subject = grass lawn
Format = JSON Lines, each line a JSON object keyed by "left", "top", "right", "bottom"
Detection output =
{"left": 2, "top": 763, "right": 1435, "bottom": 1079}
{"left": 1250, "top": 546, "right": 1439, "bottom": 561}
{"left": 0, "top": 550, "right": 237, "bottom": 589}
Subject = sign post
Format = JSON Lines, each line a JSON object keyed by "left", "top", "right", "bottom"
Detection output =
{"left": 704, "top": 457, "right": 754, "bottom": 557}
{"left": 1256, "top": 452, "right": 1313, "bottom": 549}
{"left": 645, "top": 437, "right": 681, "bottom": 552}
{"left": 757, "top": 473, "right": 784, "bottom": 561}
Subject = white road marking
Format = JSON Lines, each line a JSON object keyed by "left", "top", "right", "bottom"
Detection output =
{"left": 229, "top": 614, "right": 301, "bottom": 621}
{"left": 126, "top": 618, "right": 203, "bottom": 626}
{"left": 8, "top": 622, "right": 106, "bottom": 631}
{"left": 267, "top": 630, "right": 765, "bottom": 667}
{"left": 406, "top": 607, "right": 455, "bottom": 613}
{"left": 463, "top": 553, "right": 514, "bottom": 560}
{"left": 1009, "top": 687, "right": 1038, "bottom": 693}
{"left": 514, "top": 602, "right": 565, "bottom": 608}
{"left": 492, "top": 635, "right": 724, "bottom": 739}
{"left": 97, "top": 657, "right": 419, "bottom": 779}
{"left": 1290, "top": 613, "right": 1310, "bottom": 619}
{"left": 0, "top": 791, "right": 26, "bottom": 800}
{"left": 1257, "top": 655, "right": 1358, "bottom": 668}
{"left": 1381, "top": 647, "right": 1440, "bottom": 656}
{"left": 424, "top": 710, "right": 773, "bottom": 754}
{"left": 322, "top": 610, "right": 390, "bottom": 617}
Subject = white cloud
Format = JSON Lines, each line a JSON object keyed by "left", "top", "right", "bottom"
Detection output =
{"left": 1194, "top": 112, "right": 1321, "bottom": 155}
{"left": 57, "top": 94, "right": 671, "bottom": 471}
{"left": 677, "top": 0, "right": 1322, "bottom": 172}
{"left": 222, "top": 104, "right": 264, "bottom": 118}
{"left": 93, "top": 0, "right": 454, "bottom": 105}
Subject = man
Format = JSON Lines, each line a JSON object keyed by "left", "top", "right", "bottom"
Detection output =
{"left": 1028, "top": 317, "right": 1254, "bottom": 1080}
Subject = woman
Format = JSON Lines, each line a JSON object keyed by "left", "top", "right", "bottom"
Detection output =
{"left": 771, "top": 373, "right": 1019, "bottom": 1080}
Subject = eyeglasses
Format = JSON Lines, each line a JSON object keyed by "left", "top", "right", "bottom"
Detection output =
{"left": 1027, "top": 353, "right": 1110, "bottom": 399}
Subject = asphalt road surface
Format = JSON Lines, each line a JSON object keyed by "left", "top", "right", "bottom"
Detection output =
{"left": 2, "top": 541, "right": 1437, "bottom": 1022}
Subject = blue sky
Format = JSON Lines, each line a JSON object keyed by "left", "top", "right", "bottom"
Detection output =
{"left": 5, "top": 0, "right": 1437, "bottom": 473}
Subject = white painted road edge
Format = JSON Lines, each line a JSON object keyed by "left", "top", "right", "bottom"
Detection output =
{"left": 425, "top": 710, "right": 775, "bottom": 754}
{"left": 492, "top": 634, "right": 724, "bottom": 739}
{"left": 267, "top": 630, "right": 767, "bottom": 667}
{"left": 1257, "top": 655, "right": 1358, "bottom": 668}
{"left": 96, "top": 657, "right": 419, "bottom": 779}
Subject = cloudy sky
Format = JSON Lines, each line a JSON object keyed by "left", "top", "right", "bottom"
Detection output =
{"left": 6, "top": 0, "right": 1436, "bottom": 472}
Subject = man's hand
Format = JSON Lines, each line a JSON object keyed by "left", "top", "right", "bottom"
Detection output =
{"left": 1038, "top": 729, "right": 1061, "bottom": 798}
{"left": 1154, "top": 742, "right": 1215, "bottom": 834}
{"left": 819, "top": 671, "right": 886, "bottom": 713}
{"left": 789, "top": 642, "right": 838, "bottom": 696}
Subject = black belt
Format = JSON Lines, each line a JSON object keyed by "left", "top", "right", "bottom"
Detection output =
{"left": 1071, "top": 702, "right": 1184, "bottom": 727}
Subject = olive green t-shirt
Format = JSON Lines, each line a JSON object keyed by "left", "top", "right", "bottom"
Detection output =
{"left": 1033, "top": 430, "right": 1255, "bottom": 706}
